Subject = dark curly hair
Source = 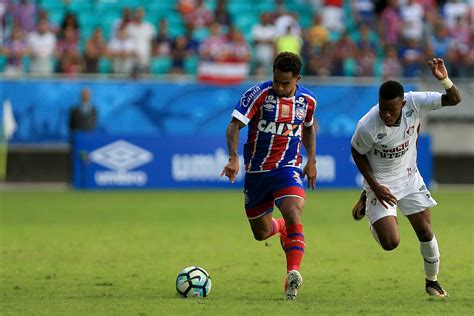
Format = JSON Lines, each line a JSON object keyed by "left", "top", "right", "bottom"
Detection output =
{"left": 273, "top": 52, "right": 302, "bottom": 77}
{"left": 379, "top": 80, "right": 404, "bottom": 100}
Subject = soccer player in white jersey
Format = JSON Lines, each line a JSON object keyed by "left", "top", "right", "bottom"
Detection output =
{"left": 351, "top": 58, "right": 461, "bottom": 298}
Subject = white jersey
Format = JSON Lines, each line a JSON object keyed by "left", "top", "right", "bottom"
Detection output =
{"left": 351, "top": 91, "right": 442, "bottom": 188}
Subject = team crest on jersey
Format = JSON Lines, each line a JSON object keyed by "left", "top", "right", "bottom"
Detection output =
{"left": 263, "top": 103, "right": 275, "bottom": 111}
{"left": 295, "top": 107, "right": 305, "bottom": 120}
{"left": 406, "top": 125, "right": 415, "bottom": 136}
{"left": 377, "top": 133, "right": 387, "bottom": 140}
{"left": 405, "top": 110, "right": 413, "bottom": 117}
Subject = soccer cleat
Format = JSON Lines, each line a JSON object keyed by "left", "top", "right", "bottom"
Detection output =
{"left": 352, "top": 190, "right": 367, "bottom": 221}
{"left": 426, "top": 279, "right": 448, "bottom": 298}
{"left": 284, "top": 270, "right": 302, "bottom": 300}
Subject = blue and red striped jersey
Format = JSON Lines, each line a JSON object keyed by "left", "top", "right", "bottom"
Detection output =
{"left": 232, "top": 80, "right": 317, "bottom": 173}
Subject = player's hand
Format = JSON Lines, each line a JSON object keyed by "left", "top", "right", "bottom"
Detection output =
{"left": 220, "top": 157, "right": 239, "bottom": 183}
{"left": 372, "top": 184, "right": 397, "bottom": 209}
{"left": 303, "top": 161, "right": 317, "bottom": 190}
{"left": 428, "top": 58, "right": 448, "bottom": 80}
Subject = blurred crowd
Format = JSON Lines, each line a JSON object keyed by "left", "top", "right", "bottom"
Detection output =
{"left": 0, "top": 0, "right": 472, "bottom": 78}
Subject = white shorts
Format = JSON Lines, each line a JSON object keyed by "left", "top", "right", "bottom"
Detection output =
{"left": 365, "top": 173, "right": 437, "bottom": 225}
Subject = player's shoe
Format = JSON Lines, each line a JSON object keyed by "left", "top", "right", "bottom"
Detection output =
{"left": 284, "top": 270, "right": 302, "bottom": 300}
{"left": 426, "top": 279, "right": 448, "bottom": 298}
{"left": 352, "top": 190, "right": 367, "bottom": 221}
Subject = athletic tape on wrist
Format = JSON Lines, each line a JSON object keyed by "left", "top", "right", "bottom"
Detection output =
{"left": 439, "top": 77, "right": 453, "bottom": 89}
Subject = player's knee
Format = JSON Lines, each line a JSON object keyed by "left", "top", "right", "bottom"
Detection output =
{"left": 252, "top": 229, "right": 270, "bottom": 241}
{"left": 381, "top": 237, "right": 400, "bottom": 251}
{"left": 282, "top": 206, "right": 303, "bottom": 225}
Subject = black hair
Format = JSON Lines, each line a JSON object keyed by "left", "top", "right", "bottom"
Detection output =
{"left": 273, "top": 52, "right": 302, "bottom": 76}
{"left": 379, "top": 80, "right": 404, "bottom": 100}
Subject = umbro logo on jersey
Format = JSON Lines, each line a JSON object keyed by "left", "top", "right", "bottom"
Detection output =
{"left": 263, "top": 103, "right": 275, "bottom": 111}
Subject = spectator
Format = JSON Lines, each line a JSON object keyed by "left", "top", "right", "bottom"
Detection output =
{"left": 2, "top": 24, "right": 29, "bottom": 75}
{"left": 442, "top": 0, "right": 470, "bottom": 28}
{"left": 352, "top": 0, "right": 376, "bottom": 26}
{"left": 382, "top": 46, "right": 403, "bottom": 79}
{"left": 199, "top": 23, "right": 225, "bottom": 61}
{"left": 11, "top": 0, "right": 37, "bottom": 33}
{"left": 69, "top": 88, "right": 97, "bottom": 134}
{"left": 59, "top": 12, "right": 79, "bottom": 41}
{"left": 153, "top": 19, "right": 172, "bottom": 57}
{"left": 426, "top": 21, "right": 456, "bottom": 72}
{"left": 0, "top": 0, "right": 6, "bottom": 45}
{"left": 27, "top": 19, "right": 56, "bottom": 74}
{"left": 214, "top": 0, "right": 232, "bottom": 29}
{"left": 333, "top": 31, "right": 358, "bottom": 76}
{"left": 111, "top": 7, "right": 133, "bottom": 39}
{"left": 304, "top": 41, "right": 335, "bottom": 76}
{"left": 379, "top": 0, "right": 402, "bottom": 49}
{"left": 357, "top": 43, "right": 377, "bottom": 77}
{"left": 126, "top": 7, "right": 156, "bottom": 73}
{"left": 183, "top": 0, "right": 214, "bottom": 29}
{"left": 400, "top": 38, "right": 424, "bottom": 77}
{"left": 223, "top": 27, "right": 250, "bottom": 63}
{"left": 83, "top": 27, "right": 106, "bottom": 73}
{"left": 56, "top": 26, "right": 82, "bottom": 74}
{"left": 306, "top": 14, "right": 329, "bottom": 51}
{"left": 400, "top": 0, "right": 424, "bottom": 41}
{"left": 274, "top": 12, "right": 301, "bottom": 37}
{"left": 107, "top": 26, "right": 136, "bottom": 75}
{"left": 251, "top": 12, "right": 276, "bottom": 75}
{"left": 275, "top": 25, "right": 303, "bottom": 55}
{"left": 322, "top": 0, "right": 345, "bottom": 33}
{"left": 170, "top": 35, "right": 191, "bottom": 74}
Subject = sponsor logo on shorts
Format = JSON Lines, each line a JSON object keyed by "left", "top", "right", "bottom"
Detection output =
{"left": 293, "top": 171, "right": 303, "bottom": 185}
{"left": 370, "top": 198, "right": 377, "bottom": 206}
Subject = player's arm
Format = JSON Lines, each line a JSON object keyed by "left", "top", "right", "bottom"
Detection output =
{"left": 351, "top": 146, "right": 397, "bottom": 209}
{"left": 427, "top": 57, "right": 461, "bottom": 107}
{"left": 302, "top": 124, "right": 317, "bottom": 190}
{"left": 221, "top": 117, "right": 245, "bottom": 183}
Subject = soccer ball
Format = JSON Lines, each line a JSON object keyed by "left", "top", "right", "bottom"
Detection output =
{"left": 175, "top": 266, "right": 212, "bottom": 298}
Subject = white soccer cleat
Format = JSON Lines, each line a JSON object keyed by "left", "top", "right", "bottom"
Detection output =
{"left": 285, "top": 270, "right": 303, "bottom": 300}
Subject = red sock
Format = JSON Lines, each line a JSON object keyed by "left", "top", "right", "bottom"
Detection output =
{"left": 283, "top": 224, "right": 305, "bottom": 272}
{"left": 264, "top": 217, "right": 286, "bottom": 239}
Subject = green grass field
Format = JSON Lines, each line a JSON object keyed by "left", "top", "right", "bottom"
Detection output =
{"left": 1, "top": 189, "right": 473, "bottom": 315}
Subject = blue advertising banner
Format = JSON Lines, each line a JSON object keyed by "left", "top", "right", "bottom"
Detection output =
{"left": 0, "top": 79, "right": 416, "bottom": 143}
{"left": 72, "top": 133, "right": 431, "bottom": 189}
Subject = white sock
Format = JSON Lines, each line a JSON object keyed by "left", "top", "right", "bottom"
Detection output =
{"left": 420, "top": 235, "right": 440, "bottom": 281}
{"left": 370, "top": 224, "right": 382, "bottom": 247}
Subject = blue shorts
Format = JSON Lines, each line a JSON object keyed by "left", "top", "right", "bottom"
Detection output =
{"left": 244, "top": 167, "right": 306, "bottom": 219}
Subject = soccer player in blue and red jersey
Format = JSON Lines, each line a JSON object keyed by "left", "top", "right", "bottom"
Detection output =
{"left": 221, "top": 52, "right": 317, "bottom": 300}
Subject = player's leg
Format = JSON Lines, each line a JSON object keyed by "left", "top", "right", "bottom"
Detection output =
{"left": 278, "top": 196, "right": 305, "bottom": 300}
{"left": 244, "top": 172, "right": 286, "bottom": 241}
{"left": 398, "top": 176, "right": 447, "bottom": 297}
{"left": 366, "top": 190, "right": 400, "bottom": 250}
{"left": 248, "top": 212, "right": 286, "bottom": 241}
{"left": 273, "top": 168, "right": 306, "bottom": 300}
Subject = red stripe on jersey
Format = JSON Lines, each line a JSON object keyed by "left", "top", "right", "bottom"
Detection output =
{"left": 274, "top": 186, "right": 306, "bottom": 200}
{"left": 261, "top": 136, "right": 290, "bottom": 170}
{"left": 302, "top": 93, "right": 316, "bottom": 124}
{"left": 246, "top": 90, "right": 270, "bottom": 121}
{"left": 246, "top": 107, "right": 262, "bottom": 171}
